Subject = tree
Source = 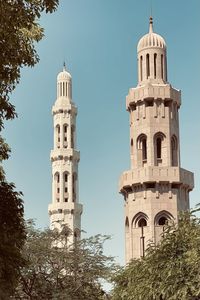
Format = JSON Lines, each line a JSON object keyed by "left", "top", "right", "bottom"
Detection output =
{"left": 0, "top": 0, "right": 59, "bottom": 132}
{"left": 0, "top": 182, "right": 25, "bottom": 299}
{"left": 112, "top": 211, "right": 200, "bottom": 300}
{"left": 0, "top": 0, "right": 59, "bottom": 178}
{"left": 0, "top": 1, "right": 59, "bottom": 297}
{"left": 12, "top": 222, "right": 117, "bottom": 300}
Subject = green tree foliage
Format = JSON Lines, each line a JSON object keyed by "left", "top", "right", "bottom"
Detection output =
{"left": 12, "top": 222, "right": 117, "bottom": 300}
{"left": 0, "top": 0, "right": 59, "bottom": 180}
{"left": 0, "top": 182, "right": 25, "bottom": 299}
{"left": 112, "top": 211, "right": 200, "bottom": 300}
{"left": 0, "top": 1, "right": 59, "bottom": 297}
{"left": 0, "top": 0, "right": 59, "bottom": 132}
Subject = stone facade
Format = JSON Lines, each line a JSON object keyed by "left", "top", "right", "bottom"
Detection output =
{"left": 119, "top": 18, "right": 194, "bottom": 262}
{"left": 48, "top": 65, "right": 82, "bottom": 243}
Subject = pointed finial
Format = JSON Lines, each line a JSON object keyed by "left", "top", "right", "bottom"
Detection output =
{"left": 63, "top": 61, "right": 66, "bottom": 71}
{"left": 149, "top": 16, "right": 153, "bottom": 33}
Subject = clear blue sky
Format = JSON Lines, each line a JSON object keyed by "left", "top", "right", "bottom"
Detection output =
{"left": 3, "top": 0, "right": 200, "bottom": 265}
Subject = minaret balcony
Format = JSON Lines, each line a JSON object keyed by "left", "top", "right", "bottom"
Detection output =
{"left": 126, "top": 84, "right": 181, "bottom": 109}
{"left": 48, "top": 202, "right": 83, "bottom": 216}
{"left": 50, "top": 149, "right": 80, "bottom": 162}
{"left": 119, "top": 167, "right": 194, "bottom": 192}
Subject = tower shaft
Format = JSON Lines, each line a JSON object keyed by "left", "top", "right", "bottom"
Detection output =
{"left": 119, "top": 18, "right": 194, "bottom": 262}
{"left": 48, "top": 67, "right": 82, "bottom": 243}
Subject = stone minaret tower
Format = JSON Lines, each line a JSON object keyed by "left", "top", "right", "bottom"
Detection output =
{"left": 48, "top": 65, "right": 82, "bottom": 242}
{"left": 119, "top": 18, "right": 194, "bottom": 262}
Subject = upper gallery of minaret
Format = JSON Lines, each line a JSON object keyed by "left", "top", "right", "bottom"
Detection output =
{"left": 119, "top": 17, "right": 194, "bottom": 262}
{"left": 48, "top": 65, "right": 82, "bottom": 241}
{"left": 137, "top": 16, "right": 167, "bottom": 85}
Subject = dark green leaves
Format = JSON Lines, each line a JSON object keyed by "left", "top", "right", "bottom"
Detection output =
{"left": 112, "top": 212, "right": 200, "bottom": 300}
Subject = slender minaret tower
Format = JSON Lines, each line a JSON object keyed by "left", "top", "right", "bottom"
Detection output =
{"left": 119, "top": 17, "right": 194, "bottom": 262}
{"left": 48, "top": 65, "right": 82, "bottom": 242}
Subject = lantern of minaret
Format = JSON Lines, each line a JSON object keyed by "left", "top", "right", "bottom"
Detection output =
{"left": 48, "top": 65, "right": 82, "bottom": 243}
{"left": 119, "top": 18, "right": 194, "bottom": 262}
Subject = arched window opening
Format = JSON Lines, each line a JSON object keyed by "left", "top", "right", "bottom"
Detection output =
{"left": 125, "top": 217, "right": 129, "bottom": 233}
{"left": 138, "top": 218, "right": 147, "bottom": 228}
{"left": 171, "top": 135, "right": 178, "bottom": 166}
{"left": 65, "top": 174, "right": 68, "bottom": 182}
{"left": 142, "top": 138, "right": 147, "bottom": 161}
{"left": 161, "top": 54, "right": 164, "bottom": 79}
{"left": 155, "top": 211, "right": 173, "bottom": 226}
{"left": 54, "top": 172, "right": 60, "bottom": 203}
{"left": 63, "top": 124, "right": 67, "bottom": 148}
{"left": 131, "top": 139, "right": 133, "bottom": 155}
{"left": 57, "top": 173, "right": 60, "bottom": 183}
{"left": 63, "top": 82, "right": 65, "bottom": 96}
{"left": 140, "top": 56, "right": 143, "bottom": 81}
{"left": 154, "top": 53, "right": 157, "bottom": 78}
{"left": 72, "top": 173, "right": 77, "bottom": 202}
{"left": 56, "top": 125, "right": 60, "bottom": 148}
{"left": 154, "top": 132, "right": 166, "bottom": 166}
{"left": 137, "top": 134, "right": 147, "bottom": 166}
{"left": 156, "top": 137, "right": 162, "bottom": 159}
{"left": 60, "top": 82, "right": 62, "bottom": 97}
{"left": 146, "top": 54, "right": 150, "bottom": 79}
{"left": 64, "top": 173, "right": 68, "bottom": 200}
{"left": 158, "top": 216, "right": 167, "bottom": 226}
{"left": 138, "top": 218, "right": 147, "bottom": 258}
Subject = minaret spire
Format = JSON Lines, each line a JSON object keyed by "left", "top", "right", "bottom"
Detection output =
{"left": 63, "top": 61, "right": 66, "bottom": 71}
{"left": 149, "top": 16, "right": 153, "bottom": 33}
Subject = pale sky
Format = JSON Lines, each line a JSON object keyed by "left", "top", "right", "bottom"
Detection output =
{"left": 4, "top": 0, "right": 200, "bottom": 265}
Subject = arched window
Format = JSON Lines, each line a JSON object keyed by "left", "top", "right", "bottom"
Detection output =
{"left": 171, "top": 135, "right": 178, "bottom": 166}
{"left": 138, "top": 218, "right": 147, "bottom": 227}
{"left": 57, "top": 173, "right": 60, "bottom": 183}
{"left": 63, "top": 124, "right": 67, "bottom": 148}
{"left": 125, "top": 217, "right": 129, "bottom": 233}
{"left": 142, "top": 138, "right": 147, "bottom": 161}
{"left": 63, "top": 172, "right": 68, "bottom": 202}
{"left": 140, "top": 56, "right": 143, "bottom": 81}
{"left": 54, "top": 172, "right": 60, "bottom": 203}
{"left": 60, "top": 82, "right": 62, "bottom": 97}
{"left": 137, "top": 134, "right": 147, "bottom": 166}
{"left": 63, "top": 82, "right": 65, "bottom": 96}
{"left": 72, "top": 173, "right": 77, "bottom": 202}
{"left": 66, "top": 82, "right": 68, "bottom": 97}
{"left": 132, "top": 212, "right": 148, "bottom": 258}
{"left": 138, "top": 218, "right": 147, "bottom": 257}
{"left": 161, "top": 54, "right": 164, "bottom": 79}
{"left": 131, "top": 139, "right": 133, "bottom": 155}
{"left": 156, "top": 137, "right": 162, "bottom": 159}
{"left": 56, "top": 125, "right": 60, "bottom": 148}
{"left": 154, "top": 53, "right": 157, "bottom": 78}
{"left": 154, "top": 132, "right": 166, "bottom": 165}
{"left": 158, "top": 216, "right": 167, "bottom": 226}
{"left": 154, "top": 211, "right": 173, "bottom": 226}
{"left": 146, "top": 54, "right": 150, "bottom": 79}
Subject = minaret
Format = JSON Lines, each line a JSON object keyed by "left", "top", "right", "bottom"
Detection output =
{"left": 119, "top": 18, "right": 194, "bottom": 262}
{"left": 48, "top": 65, "right": 82, "bottom": 243}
